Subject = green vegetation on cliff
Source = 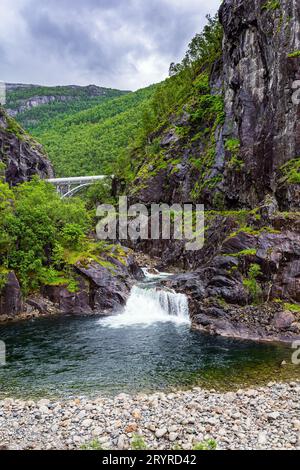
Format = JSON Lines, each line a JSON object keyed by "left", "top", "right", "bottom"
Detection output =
{"left": 287, "top": 50, "right": 300, "bottom": 58}
{"left": 262, "top": 0, "right": 281, "bottom": 11}
{"left": 0, "top": 176, "right": 125, "bottom": 295}
{"left": 114, "top": 14, "right": 224, "bottom": 201}
{"left": 146, "top": 14, "right": 223, "bottom": 141}
{"left": 28, "top": 86, "right": 156, "bottom": 177}
{"left": 280, "top": 157, "right": 300, "bottom": 183}
{"left": 5, "top": 16, "right": 223, "bottom": 186}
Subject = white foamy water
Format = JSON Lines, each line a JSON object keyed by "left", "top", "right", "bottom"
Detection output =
{"left": 141, "top": 268, "right": 172, "bottom": 281}
{"left": 101, "top": 285, "right": 190, "bottom": 328}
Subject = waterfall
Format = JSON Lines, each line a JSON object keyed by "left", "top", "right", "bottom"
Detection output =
{"left": 101, "top": 285, "right": 190, "bottom": 328}
{"left": 154, "top": 288, "right": 189, "bottom": 318}
{"left": 141, "top": 268, "right": 172, "bottom": 280}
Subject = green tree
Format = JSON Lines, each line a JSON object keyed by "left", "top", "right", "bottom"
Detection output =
{"left": 0, "top": 178, "right": 91, "bottom": 294}
{"left": 243, "top": 264, "right": 263, "bottom": 304}
{"left": 60, "top": 224, "right": 86, "bottom": 250}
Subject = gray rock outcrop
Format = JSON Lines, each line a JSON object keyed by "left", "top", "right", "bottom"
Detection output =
{"left": 0, "top": 107, "right": 54, "bottom": 185}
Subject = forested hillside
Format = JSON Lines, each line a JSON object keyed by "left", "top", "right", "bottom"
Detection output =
{"left": 29, "top": 85, "right": 156, "bottom": 177}
{"left": 6, "top": 84, "right": 129, "bottom": 129}
{"left": 5, "top": 83, "right": 156, "bottom": 177}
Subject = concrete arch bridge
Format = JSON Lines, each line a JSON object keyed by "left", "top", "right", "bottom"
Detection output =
{"left": 47, "top": 175, "right": 112, "bottom": 198}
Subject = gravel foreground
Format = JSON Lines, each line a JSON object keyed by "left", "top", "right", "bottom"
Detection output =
{"left": 0, "top": 382, "right": 299, "bottom": 450}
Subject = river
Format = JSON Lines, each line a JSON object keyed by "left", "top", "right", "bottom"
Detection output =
{"left": 0, "top": 272, "right": 298, "bottom": 398}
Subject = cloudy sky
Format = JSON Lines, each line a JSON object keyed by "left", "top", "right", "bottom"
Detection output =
{"left": 0, "top": 0, "right": 220, "bottom": 91}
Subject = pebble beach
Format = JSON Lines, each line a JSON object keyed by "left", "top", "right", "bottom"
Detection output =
{"left": 0, "top": 381, "right": 299, "bottom": 450}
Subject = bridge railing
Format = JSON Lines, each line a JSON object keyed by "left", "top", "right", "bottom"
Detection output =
{"left": 47, "top": 175, "right": 109, "bottom": 184}
{"left": 47, "top": 175, "right": 113, "bottom": 198}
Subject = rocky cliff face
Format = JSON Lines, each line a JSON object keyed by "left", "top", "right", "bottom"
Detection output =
{"left": 127, "top": 0, "right": 300, "bottom": 342}
{"left": 0, "top": 272, "right": 22, "bottom": 317}
{"left": 0, "top": 250, "right": 143, "bottom": 322}
{"left": 7, "top": 94, "right": 73, "bottom": 118}
{"left": 0, "top": 107, "right": 54, "bottom": 185}
{"left": 133, "top": 0, "right": 300, "bottom": 211}
{"left": 160, "top": 210, "right": 300, "bottom": 343}
{"left": 220, "top": 0, "right": 300, "bottom": 209}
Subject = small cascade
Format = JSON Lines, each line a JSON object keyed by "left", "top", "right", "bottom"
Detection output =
{"left": 155, "top": 288, "right": 189, "bottom": 318}
{"left": 141, "top": 268, "right": 172, "bottom": 281}
{"left": 101, "top": 285, "right": 190, "bottom": 328}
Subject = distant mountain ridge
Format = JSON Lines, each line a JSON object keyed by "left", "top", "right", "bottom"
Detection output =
{"left": 5, "top": 83, "right": 130, "bottom": 128}
{"left": 3, "top": 81, "right": 156, "bottom": 178}
{"left": 29, "top": 84, "right": 156, "bottom": 177}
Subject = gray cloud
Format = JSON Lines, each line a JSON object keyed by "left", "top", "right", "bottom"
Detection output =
{"left": 0, "top": 0, "right": 220, "bottom": 90}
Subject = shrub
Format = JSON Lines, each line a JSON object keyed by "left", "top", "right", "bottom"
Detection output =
{"left": 60, "top": 224, "right": 86, "bottom": 250}
{"left": 288, "top": 50, "right": 300, "bottom": 58}
{"left": 262, "top": 1, "right": 281, "bottom": 11}
{"left": 131, "top": 434, "right": 148, "bottom": 450}
{"left": 193, "top": 439, "right": 217, "bottom": 451}
{"left": 81, "top": 439, "right": 103, "bottom": 450}
{"left": 243, "top": 263, "right": 263, "bottom": 304}
{"left": 0, "top": 267, "right": 9, "bottom": 292}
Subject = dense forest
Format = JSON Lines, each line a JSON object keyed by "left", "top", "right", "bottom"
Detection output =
{"left": 6, "top": 85, "right": 156, "bottom": 177}
{"left": 30, "top": 86, "right": 156, "bottom": 177}
{"left": 0, "top": 174, "right": 126, "bottom": 296}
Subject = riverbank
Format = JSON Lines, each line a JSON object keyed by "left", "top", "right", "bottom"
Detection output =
{"left": 0, "top": 382, "right": 299, "bottom": 450}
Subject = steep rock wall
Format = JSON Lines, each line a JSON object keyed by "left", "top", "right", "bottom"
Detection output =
{"left": 132, "top": 0, "right": 300, "bottom": 210}
{"left": 125, "top": 1, "right": 300, "bottom": 342}
{"left": 0, "top": 107, "right": 54, "bottom": 185}
{"left": 220, "top": 0, "right": 300, "bottom": 208}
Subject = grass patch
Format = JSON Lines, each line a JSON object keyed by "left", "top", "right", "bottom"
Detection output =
{"left": 62, "top": 241, "right": 122, "bottom": 273}
{"left": 288, "top": 50, "right": 300, "bottom": 58}
{"left": 131, "top": 434, "right": 148, "bottom": 450}
{"left": 225, "top": 249, "right": 257, "bottom": 258}
{"left": 284, "top": 303, "right": 300, "bottom": 313}
{"left": 193, "top": 439, "right": 217, "bottom": 451}
{"left": 280, "top": 158, "right": 300, "bottom": 184}
{"left": 262, "top": 0, "right": 281, "bottom": 11}
{"left": 80, "top": 439, "right": 104, "bottom": 450}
